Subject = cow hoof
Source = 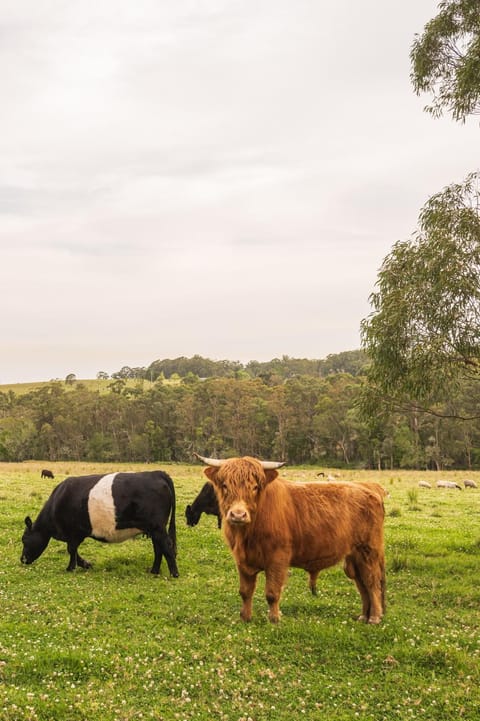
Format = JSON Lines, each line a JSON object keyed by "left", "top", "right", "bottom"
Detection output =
{"left": 356, "top": 614, "right": 368, "bottom": 623}
{"left": 368, "top": 616, "right": 382, "bottom": 625}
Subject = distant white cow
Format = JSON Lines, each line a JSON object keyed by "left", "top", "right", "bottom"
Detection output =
{"left": 436, "top": 480, "right": 462, "bottom": 490}
{"left": 463, "top": 479, "right": 478, "bottom": 489}
{"left": 418, "top": 481, "right": 432, "bottom": 489}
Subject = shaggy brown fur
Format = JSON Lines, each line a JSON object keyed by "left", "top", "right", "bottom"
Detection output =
{"left": 204, "top": 456, "right": 386, "bottom": 624}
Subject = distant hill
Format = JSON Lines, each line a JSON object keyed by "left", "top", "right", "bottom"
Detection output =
{"left": 0, "top": 378, "right": 157, "bottom": 397}
{"left": 0, "top": 350, "right": 369, "bottom": 395}
{"left": 115, "top": 350, "right": 368, "bottom": 382}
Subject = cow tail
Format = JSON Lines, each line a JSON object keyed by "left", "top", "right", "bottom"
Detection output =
{"left": 167, "top": 475, "right": 177, "bottom": 555}
{"left": 381, "top": 557, "right": 386, "bottom": 615}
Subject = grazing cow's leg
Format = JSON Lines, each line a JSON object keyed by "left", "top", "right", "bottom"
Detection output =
{"left": 151, "top": 548, "right": 163, "bottom": 574}
{"left": 150, "top": 530, "right": 179, "bottom": 577}
{"left": 309, "top": 570, "right": 320, "bottom": 596}
{"left": 76, "top": 553, "right": 92, "bottom": 570}
{"left": 238, "top": 568, "right": 257, "bottom": 622}
{"left": 66, "top": 541, "right": 88, "bottom": 572}
{"left": 264, "top": 562, "right": 288, "bottom": 623}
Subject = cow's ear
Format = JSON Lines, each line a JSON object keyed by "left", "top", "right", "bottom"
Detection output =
{"left": 25, "top": 516, "right": 33, "bottom": 530}
{"left": 203, "top": 467, "right": 219, "bottom": 485}
{"left": 264, "top": 469, "right": 278, "bottom": 485}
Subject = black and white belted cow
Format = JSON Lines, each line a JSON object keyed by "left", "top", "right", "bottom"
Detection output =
{"left": 21, "top": 470, "right": 179, "bottom": 576}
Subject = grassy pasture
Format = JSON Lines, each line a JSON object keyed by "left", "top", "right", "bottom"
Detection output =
{"left": 0, "top": 461, "right": 479, "bottom": 721}
{"left": 0, "top": 379, "right": 158, "bottom": 396}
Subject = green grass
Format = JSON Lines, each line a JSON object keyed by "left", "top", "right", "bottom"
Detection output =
{"left": 0, "top": 462, "right": 479, "bottom": 720}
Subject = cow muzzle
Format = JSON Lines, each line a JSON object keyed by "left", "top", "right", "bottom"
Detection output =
{"left": 226, "top": 505, "right": 251, "bottom": 525}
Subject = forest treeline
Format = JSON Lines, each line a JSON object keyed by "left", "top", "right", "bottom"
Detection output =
{"left": 1, "top": 351, "right": 479, "bottom": 470}
{"left": 110, "top": 350, "right": 369, "bottom": 382}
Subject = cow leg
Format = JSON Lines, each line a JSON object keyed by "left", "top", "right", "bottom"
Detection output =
{"left": 344, "top": 555, "right": 370, "bottom": 621}
{"left": 66, "top": 541, "right": 90, "bottom": 572}
{"left": 264, "top": 563, "right": 288, "bottom": 623}
{"left": 309, "top": 570, "right": 320, "bottom": 596}
{"left": 238, "top": 568, "right": 257, "bottom": 622}
{"left": 76, "top": 553, "right": 92, "bottom": 570}
{"left": 369, "top": 553, "right": 386, "bottom": 623}
{"left": 150, "top": 530, "right": 179, "bottom": 577}
{"left": 360, "top": 553, "right": 385, "bottom": 624}
{"left": 346, "top": 550, "right": 384, "bottom": 624}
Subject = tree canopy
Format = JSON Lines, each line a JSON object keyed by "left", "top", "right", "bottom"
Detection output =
{"left": 410, "top": 0, "right": 480, "bottom": 122}
{"left": 361, "top": 2, "right": 480, "bottom": 417}
{"left": 361, "top": 173, "right": 480, "bottom": 413}
{"left": 2, "top": 367, "right": 480, "bottom": 469}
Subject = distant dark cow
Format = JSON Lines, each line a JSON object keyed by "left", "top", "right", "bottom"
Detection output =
{"left": 185, "top": 482, "right": 221, "bottom": 528}
{"left": 41, "top": 469, "right": 54, "bottom": 479}
{"left": 21, "top": 471, "right": 179, "bottom": 576}
{"left": 196, "top": 454, "right": 386, "bottom": 624}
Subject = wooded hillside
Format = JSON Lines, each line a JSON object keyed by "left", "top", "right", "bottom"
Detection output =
{"left": 1, "top": 351, "right": 479, "bottom": 469}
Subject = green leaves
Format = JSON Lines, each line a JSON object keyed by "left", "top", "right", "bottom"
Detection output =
{"left": 361, "top": 173, "right": 480, "bottom": 410}
{"left": 410, "top": 0, "right": 480, "bottom": 121}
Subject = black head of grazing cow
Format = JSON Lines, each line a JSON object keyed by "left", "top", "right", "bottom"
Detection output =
{"left": 185, "top": 504, "right": 200, "bottom": 526}
{"left": 21, "top": 516, "right": 49, "bottom": 565}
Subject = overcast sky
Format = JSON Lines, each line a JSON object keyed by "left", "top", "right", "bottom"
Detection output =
{"left": 1, "top": 1, "right": 478, "bottom": 383}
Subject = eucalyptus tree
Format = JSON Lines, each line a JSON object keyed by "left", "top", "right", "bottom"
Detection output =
{"left": 410, "top": 0, "right": 480, "bottom": 122}
{"left": 0, "top": 416, "right": 36, "bottom": 461}
{"left": 361, "top": 0, "right": 480, "bottom": 441}
{"left": 313, "top": 374, "right": 364, "bottom": 465}
{"left": 361, "top": 173, "right": 480, "bottom": 419}
{"left": 281, "top": 376, "right": 325, "bottom": 464}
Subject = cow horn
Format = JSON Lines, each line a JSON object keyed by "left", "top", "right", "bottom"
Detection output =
{"left": 260, "top": 460, "right": 286, "bottom": 469}
{"left": 194, "top": 452, "right": 285, "bottom": 469}
{"left": 193, "top": 453, "right": 226, "bottom": 467}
